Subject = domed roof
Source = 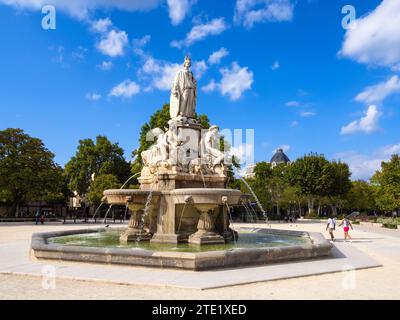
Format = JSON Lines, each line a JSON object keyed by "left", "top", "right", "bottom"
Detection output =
{"left": 270, "top": 148, "right": 290, "bottom": 164}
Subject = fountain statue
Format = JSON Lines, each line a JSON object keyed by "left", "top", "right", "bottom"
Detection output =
{"left": 103, "top": 55, "right": 240, "bottom": 245}
{"left": 170, "top": 56, "right": 197, "bottom": 119}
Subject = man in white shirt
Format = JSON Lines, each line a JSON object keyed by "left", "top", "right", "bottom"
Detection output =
{"left": 326, "top": 217, "right": 336, "bottom": 242}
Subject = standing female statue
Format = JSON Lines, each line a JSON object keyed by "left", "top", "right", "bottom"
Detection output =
{"left": 170, "top": 56, "right": 197, "bottom": 119}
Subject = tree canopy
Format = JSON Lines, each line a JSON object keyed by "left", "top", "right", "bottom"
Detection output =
{"left": 87, "top": 174, "right": 120, "bottom": 207}
{"left": 371, "top": 155, "right": 400, "bottom": 212}
{"left": 64, "top": 135, "right": 131, "bottom": 197}
{"left": 0, "top": 128, "right": 67, "bottom": 216}
{"left": 345, "top": 180, "right": 376, "bottom": 212}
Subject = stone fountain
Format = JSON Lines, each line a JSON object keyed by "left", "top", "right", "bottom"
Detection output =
{"left": 103, "top": 56, "right": 241, "bottom": 246}
{"left": 30, "top": 55, "right": 332, "bottom": 271}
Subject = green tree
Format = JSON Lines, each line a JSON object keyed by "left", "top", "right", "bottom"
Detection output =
{"left": 286, "top": 153, "right": 332, "bottom": 216}
{"left": 64, "top": 136, "right": 131, "bottom": 198}
{"left": 281, "top": 185, "right": 307, "bottom": 217}
{"left": 325, "top": 161, "right": 352, "bottom": 215}
{"left": 268, "top": 164, "right": 289, "bottom": 217}
{"left": 254, "top": 161, "right": 273, "bottom": 181}
{"left": 87, "top": 174, "right": 120, "bottom": 207}
{"left": 345, "top": 180, "right": 376, "bottom": 212}
{"left": 371, "top": 155, "right": 400, "bottom": 213}
{"left": 250, "top": 162, "right": 274, "bottom": 212}
{"left": 0, "top": 128, "right": 67, "bottom": 216}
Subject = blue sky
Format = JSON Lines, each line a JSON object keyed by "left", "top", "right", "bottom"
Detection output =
{"left": 0, "top": 0, "right": 399, "bottom": 180}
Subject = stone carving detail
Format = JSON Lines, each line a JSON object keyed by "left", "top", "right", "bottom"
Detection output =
{"left": 128, "top": 210, "right": 144, "bottom": 229}
{"left": 203, "top": 125, "right": 225, "bottom": 169}
{"left": 140, "top": 56, "right": 228, "bottom": 179}
{"left": 196, "top": 210, "right": 215, "bottom": 233}
{"left": 141, "top": 128, "right": 167, "bottom": 167}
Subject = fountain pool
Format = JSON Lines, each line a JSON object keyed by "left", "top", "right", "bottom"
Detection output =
{"left": 31, "top": 227, "right": 331, "bottom": 271}
{"left": 47, "top": 228, "right": 311, "bottom": 252}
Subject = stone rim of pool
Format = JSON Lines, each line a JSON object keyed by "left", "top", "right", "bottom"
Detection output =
{"left": 31, "top": 227, "right": 332, "bottom": 271}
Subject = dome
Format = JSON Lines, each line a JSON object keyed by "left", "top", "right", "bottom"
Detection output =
{"left": 270, "top": 148, "right": 290, "bottom": 166}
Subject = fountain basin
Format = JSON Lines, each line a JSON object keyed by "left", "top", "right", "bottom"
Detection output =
{"left": 31, "top": 227, "right": 332, "bottom": 271}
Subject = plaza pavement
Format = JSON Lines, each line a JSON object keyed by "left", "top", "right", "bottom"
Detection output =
{"left": 0, "top": 221, "right": 399, "bottom": 299}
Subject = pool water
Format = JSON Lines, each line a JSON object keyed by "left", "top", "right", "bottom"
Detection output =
{"left": 48, "top": 229, "right": 311, "bottom": 253}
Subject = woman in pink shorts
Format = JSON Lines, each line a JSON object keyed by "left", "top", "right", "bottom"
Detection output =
{"left": 339, "top": 218, "right": 353, "bottom": 242}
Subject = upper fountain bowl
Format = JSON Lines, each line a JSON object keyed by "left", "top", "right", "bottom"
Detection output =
{"left": 103, "top": 189, "right": 161, "bottom": 205}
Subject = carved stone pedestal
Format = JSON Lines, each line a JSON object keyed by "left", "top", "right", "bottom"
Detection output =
{"left": 120, "top": 204, "right": 152, "bottom": 243}
{"left": 188, "top": 205, "right": 225, "bottom": 245}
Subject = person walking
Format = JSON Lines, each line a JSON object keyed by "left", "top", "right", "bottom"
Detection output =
{"left": 35, "top": 210, "right": 40, "bottom": 225}
{"left": 326, "top": 216, "right": 336, "bottom": 242}
{"left": 339, "top": 217, "right": 354, "bottom": 242}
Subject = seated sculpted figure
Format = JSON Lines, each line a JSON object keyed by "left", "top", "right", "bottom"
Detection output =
{"left": 141, "top": 128, "right": 169, "bottom": 167}
{"left": 204, "top": 125, "right": 225, "bottom": 169}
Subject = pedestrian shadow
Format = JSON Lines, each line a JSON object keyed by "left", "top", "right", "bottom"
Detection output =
{"left": 334, "top": 239, "right": 376, "bottom": 243}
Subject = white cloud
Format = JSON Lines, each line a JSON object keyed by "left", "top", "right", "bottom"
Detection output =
{"left": 208, "top": 47, "right": 229, "bottom": 65}
{"left": 153, "top": 63, "right": 181, "bottom": 91}
{"left": 271, "top": 60, "right": 280, "bottom": 70}
{"left": 340, "top": 0, "right": 400, "bottom": 69}
{"left": 97, "top": 61, "right": 113, "bottom": 71}
{"left": 219, "top": 62, "right": 254, "bottom": 101}
{"left": 167, "top": 0, "right": 194, "bottom": 25}
{"left": 234, "top": 0, "right": 294, "bottom": 29}
{"left": 299, "top": 111, "right": 316, "bottom": 118}
{"left": 90, "top": 18, "right": 112, "bottom": 33}
{"left": 201, "top": 79, "right": 218, "bottom": 93}
{"left": 141, "top": 57, "right": 162, "bottom": 74}
{"left": 355, "top": 75, "right": 400, "bottom": 105}
{"left": 0, "top": 0, "right": 160, "bottom": 20}
{"left": 341, "top": 105, "right": 381, "bottom": 135}
{"left": 290, "top": 121, "right": 298, "bottom": 127}
{"left": 85, "top": 92, "right": 102, "bottom": 101}
{"left": 133, "top": 35, "right": 151, "bottom": 48}
{"left": 97, "top": 29, "right": 128, "bottom": 57}
{"left": 109, "top": 80, "right": 140, "bottom": 98}
{"left": 171, "top": 18, "right": 228, "bottom": 48}
{"left": 139, "top": 56, "right": 181, "bottom": 91}
{"left": 201, "top": 62, "right": 254, "bottom": 101}
{"left": 132, "top": 35, "right": 151, "bottom": 57}
{"left": 335, "top": 144, "right": 400, "bottom": 180}
{"left": 285, "top": 100, "right": 300, "bottom": 107}
{"left": 137, "top": 50, "right": 208, "bottom": 91}
{"left": 192, "top": 60, "right": 208, "bottom": 79}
